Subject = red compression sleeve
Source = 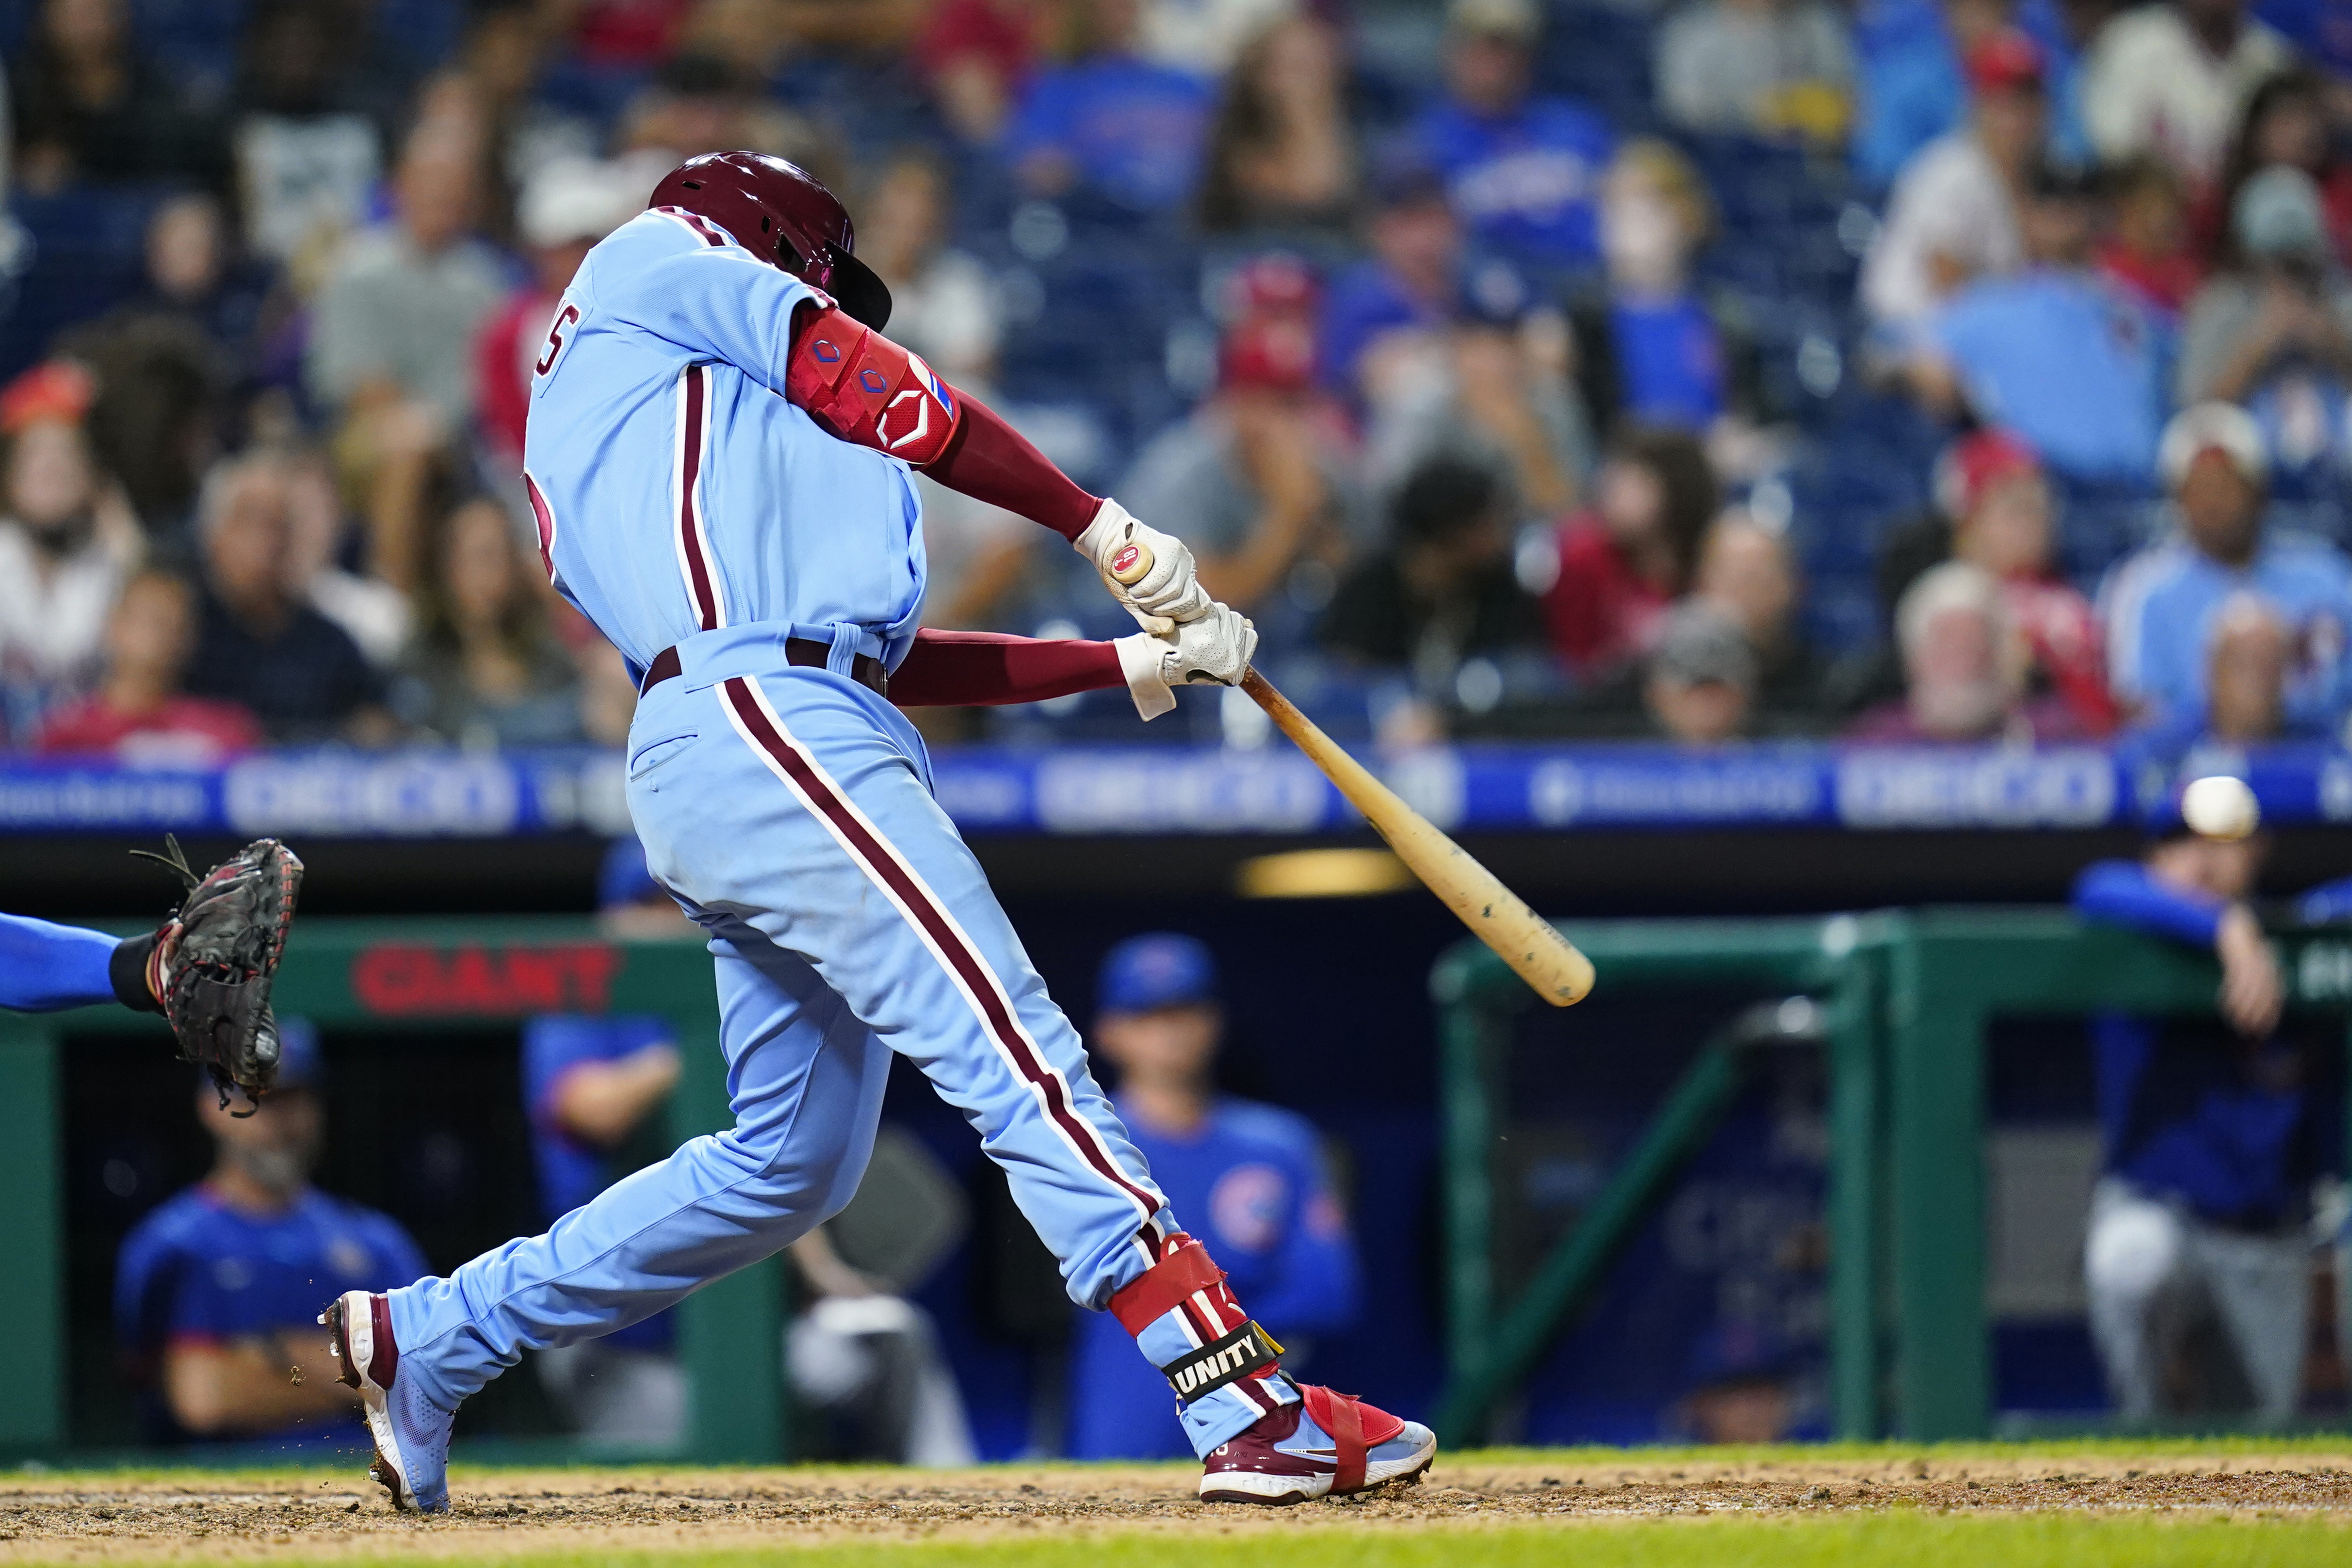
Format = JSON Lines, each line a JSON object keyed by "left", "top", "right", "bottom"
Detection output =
{"left": 889, "top": 630, "right": 1125, "bottom": 707}
{"left": 925, "top": 394, "right": 1103, "bottom": 540}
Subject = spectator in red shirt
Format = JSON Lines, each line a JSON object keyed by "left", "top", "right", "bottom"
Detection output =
{"left": 37, "top": 569, "right": 260, "bottom": 764}
{"left": 1940, "top": 428, "right": 2121, "bottom": 734}
{"left": 473, "top": 158, "right": 641, "bottom": 471}
{"left": 916, "top": 0, "right": 1052, "bottom": 144}
{"left": 1543, "top": 428, "right": 1718, "bottom": 681}
{"left": 570, "top": 0, "right": 697, "bottom": 70}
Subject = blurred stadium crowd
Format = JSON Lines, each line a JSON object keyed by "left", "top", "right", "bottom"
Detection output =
{"left": 0, "top": 0, "right": 2351, "bottom": 757}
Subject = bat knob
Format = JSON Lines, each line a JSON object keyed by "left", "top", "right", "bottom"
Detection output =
{"left": 1109, "top": 540, "right": 1155, "bottom": 586}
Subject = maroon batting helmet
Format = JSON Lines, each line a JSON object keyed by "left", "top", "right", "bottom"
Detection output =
{"left": 647, "top": 151, "right": 893, "bottom": 330}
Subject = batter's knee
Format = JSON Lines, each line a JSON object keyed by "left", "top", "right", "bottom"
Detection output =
{"left": 715, "top": 1106, "right": 877, "bottom": 1232}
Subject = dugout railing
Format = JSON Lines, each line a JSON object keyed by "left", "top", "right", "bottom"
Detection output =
{"left": 0, "top": 918, "right": 784, "bottom": 1464}
{"left": 1434, "top": 909, "right": 2352, "bottom": 1445}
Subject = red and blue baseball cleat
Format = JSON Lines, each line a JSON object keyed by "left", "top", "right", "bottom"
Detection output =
{"left": 1199, "top": 1379, "right": 1436, "bottom": 1504}
{"left": 320, "top": 1291, "right": 453, "bottom": 1514}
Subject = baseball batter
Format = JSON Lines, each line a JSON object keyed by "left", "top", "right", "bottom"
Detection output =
{"left": 321, "top": 153, "right": 1433, "bottom": 1510}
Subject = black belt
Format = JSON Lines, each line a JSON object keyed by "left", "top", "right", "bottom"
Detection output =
{"left": 639, "top": 639, "right": 888, "bottom": 699}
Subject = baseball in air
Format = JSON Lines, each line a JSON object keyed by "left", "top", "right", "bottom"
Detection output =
{"left": 2181, "top": 775, "right": 2260, "bottom": 841}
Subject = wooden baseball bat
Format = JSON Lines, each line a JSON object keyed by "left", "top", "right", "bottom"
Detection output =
{"left": 1238, "top": 669, "right": 1594, "bottom": 1006}
{"left": 1109, "top": 542, "right": 1594, "bottom": 1006}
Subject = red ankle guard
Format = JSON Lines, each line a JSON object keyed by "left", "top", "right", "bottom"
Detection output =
{"left": 1108, "top": 1234, "right": 1227, "bottom": 1337}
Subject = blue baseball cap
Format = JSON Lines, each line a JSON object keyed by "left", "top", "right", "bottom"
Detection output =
{"left": 1096, "top": 934, "right": 1219, "bottom": 1016}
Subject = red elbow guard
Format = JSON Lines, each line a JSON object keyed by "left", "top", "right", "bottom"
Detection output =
{"left": 785, "top": 303, "right": 961, "bottom": 467}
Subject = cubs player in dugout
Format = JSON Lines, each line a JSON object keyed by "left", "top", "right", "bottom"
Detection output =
{"left": 320, "top": 151, "right": 1434, "bottom": 1511}
{"left": 1069, "top": 935, "right": 1362, "bottom": 1461}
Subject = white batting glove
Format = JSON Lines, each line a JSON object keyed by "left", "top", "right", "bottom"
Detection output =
{"left": 1074, "top": 499, "right": 1211, "bottom": 629}
{"left": 1113, "top": 602, "right": 1257, "bottom": 721}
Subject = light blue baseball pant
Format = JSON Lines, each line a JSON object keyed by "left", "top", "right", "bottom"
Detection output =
{"left": 388, "top": 639, "right": 1294, "bottom": 1455}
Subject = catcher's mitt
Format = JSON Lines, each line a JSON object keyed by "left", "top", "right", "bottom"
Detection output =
{"left": 129, "top": 835, "right": 304, "bottom": 1115}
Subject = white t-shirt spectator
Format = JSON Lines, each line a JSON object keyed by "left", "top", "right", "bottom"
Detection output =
{"left": 235, "top": 114, "right": 381, "bottom": 264}
{"left": 1657, "top": 0, "right": 1855, "bottom": 139}
{"left": 885, "top": 249, "right": 1002, "bottom": 388}
{"left": 1861, "top": 130, "right": 2023, "bottom": 325}
{"left": 0, "top": 519, "right": 134, "bottom": 719}
{"left": 2081, "top": 4, "right": 2291, "bottom": 186}
{"left": 1142, "top": 0, "right": 1300, "bottom": 75}
{"left": 308, "top": 571, "right": 412, "bottom": 668}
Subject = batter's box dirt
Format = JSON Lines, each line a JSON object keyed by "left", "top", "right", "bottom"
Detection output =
{"left": 0, "top": 1446, "right": 2347, "bottom": 1562}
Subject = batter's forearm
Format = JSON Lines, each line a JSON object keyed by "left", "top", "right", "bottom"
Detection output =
{"left": 926, "top": 393, "right": 1102, "bottom": 540}
{"left": 889, "top": 630, "right": 1124, "bottom": 706}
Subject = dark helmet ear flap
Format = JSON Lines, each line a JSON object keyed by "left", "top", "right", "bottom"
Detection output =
{"left": 827, "top": 252, "right": 892, "bottom": 331}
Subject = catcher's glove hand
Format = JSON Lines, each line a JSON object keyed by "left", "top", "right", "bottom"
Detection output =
{"left": 126, "top": 835, "right": 304, "bottom": 1115}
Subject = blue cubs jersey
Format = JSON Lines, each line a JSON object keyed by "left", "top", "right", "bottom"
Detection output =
{"left": 520, "top": 208, "right": 927, "bottom": 682}
{"left": 1066, "top": 1097, "right": 1359, "bottom": 1460}
{"left": 0, "top": 913, "right": 119, "bottom": 1011}
{"left": 115, "top": 1184, "right": 428, "bottom": 1440}
{"left": 1408, "top": 96, "right": 1615, "bottom": 270}
{"left": 2074, "top": 860, "right": 2343, "bottom": 1227}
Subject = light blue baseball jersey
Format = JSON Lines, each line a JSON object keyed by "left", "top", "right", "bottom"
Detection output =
{"left": 2101, "top": 530, "right": 2352, "bottom": 734}
{"left": 521, "top": 207, "right": 926, "bottom": 682}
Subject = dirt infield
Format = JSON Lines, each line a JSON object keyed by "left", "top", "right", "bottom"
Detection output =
{"left": 0, "top": 1445, "right": 2348, "bottom": 1563}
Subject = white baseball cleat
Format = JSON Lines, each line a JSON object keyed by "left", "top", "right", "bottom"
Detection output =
{"left": 319, "top": 1291, "right": 453, "bottom": 1514}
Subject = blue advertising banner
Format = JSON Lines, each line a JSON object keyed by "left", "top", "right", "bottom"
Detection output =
{"left": 0, "top": 742, "right": 2341, "bottom": 839}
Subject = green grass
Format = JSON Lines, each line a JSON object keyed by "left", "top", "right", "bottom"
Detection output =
{"left": 94, "top": 1514, "right": 2348, "bottom": 1568}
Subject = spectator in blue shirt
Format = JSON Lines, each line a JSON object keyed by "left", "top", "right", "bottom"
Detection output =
{"left": 1910, "top": 163, "right": 2169, "bottom": 484}
{"left": 1002, "top": 0, "right": 1215, "bottom": 214}
{"left": 1066, "top": 934, "right": 1360, "bottom": 1460}
{"left": 1321, "top": 166, "right": 1464, "bottom": 406}
{"left": 2073, "top": 797, "right": 2343, "bottom": 1423}
{"left": 2102, "top": 401, "right": 2352, "bottom": 740}
{"left": 1407, "top": 0, "right": 1616, "bottom": 279}
{"left": 114, "top": 1021, "right": 428, "bottom": 1446}
{"left": 1570, "top": 139, "right": 1768, "bottom": 446}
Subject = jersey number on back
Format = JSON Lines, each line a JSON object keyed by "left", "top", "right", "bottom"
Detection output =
{"left": 535, "top": 303, "right": 582, "bottom": 380}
